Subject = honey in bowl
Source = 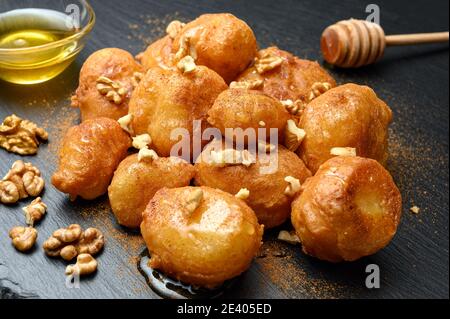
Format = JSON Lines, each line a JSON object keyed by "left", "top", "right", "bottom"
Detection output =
{"left": 0, "top": 7, "right": 92, "bottom": 84}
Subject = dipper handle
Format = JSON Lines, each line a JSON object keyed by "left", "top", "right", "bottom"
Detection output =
{"left": 386, "top": 32, "right": 449, "bottom": 46}
{"left": 321, "top": 19, "right": 449, "bottom": 68}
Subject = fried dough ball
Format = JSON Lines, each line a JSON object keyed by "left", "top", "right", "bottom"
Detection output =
{"left": 141, "top": 186, "right": 263, "bottom": 288}
{"left": 236, "top": 46, "right": 336, "bottom": 104}
{"left": 108, "top": 154, "right": 195, "bottom": 228}
{"left": 291, "top": 156, "right": 402, "bottom": 262}
{"left": 52, "top": 117, "right": 131, "bottom": 200}
{"left": 194, "top": 140, "right": 311, "bottom": 228}
{"left": 128, "top": 65, "right": 227, "bottom": 158}
{"left": 298, "top": 83, "right": 393, "bottom": 173}
{"left": 207, "top": 89, "right": 292, "bottom": 144}
{"left": 72, "top": 48, "right": 143, "bottom": 121}
{"left": 172, "top": 13, "right": 257, "bottom": 83}
{"left": 138, "top": 35, "right": 174, "bottom": 70}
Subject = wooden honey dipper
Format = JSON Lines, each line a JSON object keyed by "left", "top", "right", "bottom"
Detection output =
{"left": 321, "top": 19, "right": 449, "bottom": 68}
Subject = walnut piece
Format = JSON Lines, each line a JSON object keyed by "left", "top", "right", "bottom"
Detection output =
{"left": 330, "top": 147, "right": 357, "bottom": 157}
{"left": 284, "top": 176, "right": 301, "bottom": 196}
{"left": 235, "top": 188, "right": 250, "bottom": 200}
{"left": 209, "top": 149, "right": 254, "bottom": 167}
{"left": 77, "top": 228, "right": 105, "bottom": 255}
{"left": 177, "top": 55, "right": 196, "bottom": 73}
{"left": 132, "top": 133, "right": 152, "bottom": 149}
{"left": 229, "top": 79, "right": 264, "bottom": 90}
{"left": 185, "top": 188, "right": 203, "bottom": 214}
{"left": 0, "top": 181, "right": 19, "bottom": 204}
{"left": 285, "top": 119, "right": 306, "bottom": 152}
{"left": 166, "top": 20, "right": 185, "bottom": 39}
{"left": 1, "top": 160, "right": 44, "bottom": 204}
{"left": 0, "top": 114, "right": 48, "bottom": 155}
{"left": 53, "top": 224, "right": 83, "bottom": 243}
{"left": 258, "top": 141, "right": 276, "bottom": 154}
{"left": 43, "top": 224, "right": 104, "bottom": 261}
{"left": 22, "top": 197, "right": 47, "bottom": 226}
{"left": 410, "top": 206, "right": 420, "bottom": 214}
{"left": 281, "top": 99, "right": 306, "bottom": 116}
{"left": 175, "top": 35, "right": 191, "bottom": 61}
{"left": 96, "top": 76, "right": 127, "bottom": 105}
{"left": 65, "top": 253, "right": 98, "bottom": 276}
{"left": 138, "top": 147, "right": 159, "bottom": 162}
{"left": 9, "top": 226, "right": 37, "bottom": 252}
{"left": 117, "top": 114, "right": 133, "bottom": 135}
{"left": 254, "top": 54, "right": 283, "bottom": 74}
{"left": 309, "top": 82, "right": 332, "bottom": 101}
{"left": 278, "top": 230, "right": 301, "bottom": 245}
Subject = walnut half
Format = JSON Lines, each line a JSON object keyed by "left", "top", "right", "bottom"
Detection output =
{"left": 96, "top": 76, "right": 127, "bottom": 105}
{"left": 9, "top": 226, "right": 38, "bottom": 252}
{"left": 0, "top": 114, "right": 48, "bottom": 155}
{"left": 1, "top": 160, "right": 45, "bottom": 204}
{"left": 43, "top": 224, "right": 104, "bottom": 261}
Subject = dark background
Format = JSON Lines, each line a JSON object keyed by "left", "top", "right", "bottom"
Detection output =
{"left": 0, "top": 0, "right": 448, "bottom": 299}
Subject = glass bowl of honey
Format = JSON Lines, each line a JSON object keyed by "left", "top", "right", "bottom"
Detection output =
{"left": 0, "top": 0, "right": 95, "bottom": 84}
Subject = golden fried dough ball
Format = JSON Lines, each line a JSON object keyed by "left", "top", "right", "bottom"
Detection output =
{"left": 298, "top": 83, "right": 393, "bottom": 173}
{"left": 172, "top": 13, "right": 257, "bottom": 83}
{"left": 291, "top": 156, "right": 402, "bottom": 262}
{"left": 139, "top": 35, "right": 174, "bottom": 70}
{"left": 72, "top": 48, "right": 143, "bottom": 121}
{"left": 194, "top": 140, "right": 311, "bottom": 228}
{"left": 52, "top": 117, "right": 131, "bottom": 200}
{"left": 108, "top": 154, "right": 195, "bottom": 228}
{"left": 128, "top": 65, "right": 227, "bottom": 158}
{"left": 236, "top": 46, "right": 336, "bottom": 104}
{"left": 141, "top": 186, "right": 263, "bottom": 288}
{"left": 207, "top": 89, "right": 291, "bottom": 144}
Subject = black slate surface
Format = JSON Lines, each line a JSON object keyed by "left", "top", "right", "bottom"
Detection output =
{"left": 0, "top": 0, "right": 448, "bottom": 299}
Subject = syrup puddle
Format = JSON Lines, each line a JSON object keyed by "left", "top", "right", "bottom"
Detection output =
{"left": 137, "top": 249, "right": 235, "bottom": 299}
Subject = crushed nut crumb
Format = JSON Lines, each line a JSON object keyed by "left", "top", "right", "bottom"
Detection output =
{"left": 330, "top": 147, "right": 357, "bottom": 157}
{"left": 185, "top": 188, "right": 203, "bottom": 214}
{"left": 117, "top": 114, "right": 133, "bottom": 135}
{"left": 175, "top": 35, "right": 190, "bottom": 60}
{"left": 285, "top": 119, "right": 306, "bottom": 152}
{"left": 166, "top": 20, "right": 185, "bottom": 39}
{"left": 132, "top": 133, "right": 152, "bottom": 149}
{"left": 210, "top": 149, "right": 254, "bottom": 167}
{"left": 278, "top": 230, "right": 301, "bottom": 245}
{"left": 235, "top": 188, "right": 250, "bottom": 200}
{"left": 258, "top": 141, "right": 276, "bottom": 153}
{"left": 284, "top": 176, "right": 301, "bottom": 196}
{"left": 229, "top": 79, "right": 264, "bottom": 90}
{"left": 281, "top": 99, "right": 305, "bottom": 116}
{"left": 309, "top": 82, "right": 332, "bottom": 101}
{"left": 177, "top": 55, "right": 196, "bottom": 73}
{"left": 410, "top": 206, "right": 420, "bottom": 214}
{"left": 138, "top": 147, "right": 159, "bottom": 162}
